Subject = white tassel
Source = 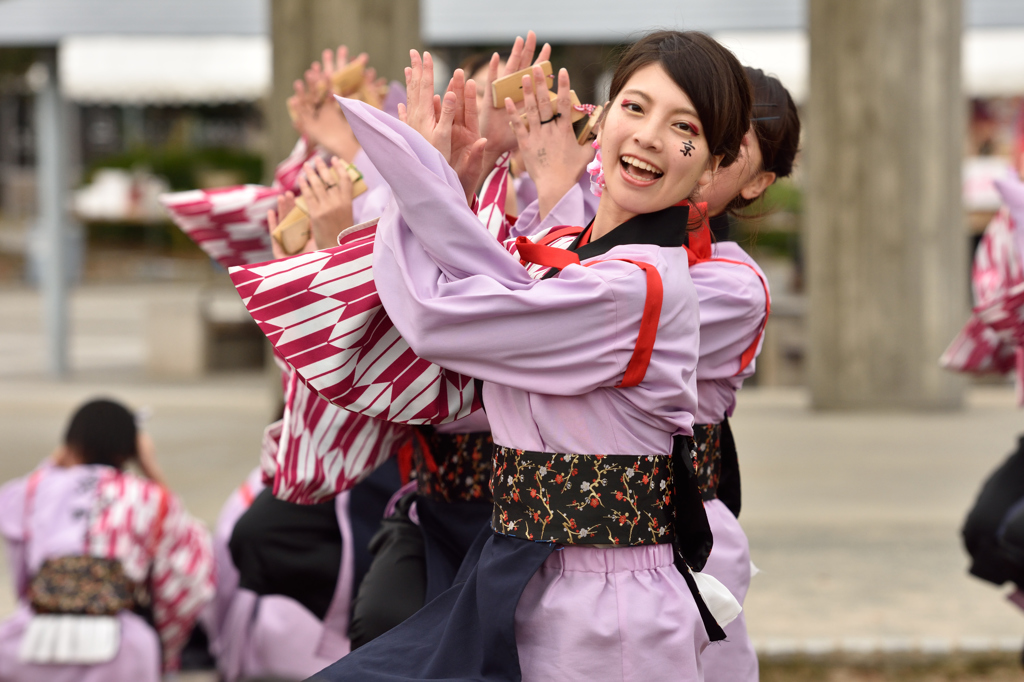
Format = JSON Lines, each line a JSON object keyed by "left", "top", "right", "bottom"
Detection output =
{"left": 691, "top": 571, "right": 742, "bottom": 628}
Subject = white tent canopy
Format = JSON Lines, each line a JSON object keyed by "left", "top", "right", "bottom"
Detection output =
{"left": 715, "top": 28, "right": 1024, "bottom": 104}
{"left": 53, "top": 28, "right": 1024, "bottom": 106}
{"left": 58, "top": 35, "right": 270, "bottom": 104}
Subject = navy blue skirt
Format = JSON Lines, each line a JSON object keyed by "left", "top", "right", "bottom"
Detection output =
{"left": 312, "top": 531, "right": 554, "bottom": 681}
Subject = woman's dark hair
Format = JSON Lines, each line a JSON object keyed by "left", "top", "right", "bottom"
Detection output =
{"left": 64, "top": 398, "right": 138, "bottom": 469}
{"left": 726, "top": 67, "right": 801, "bottom": 213}
{"left": 608, "top": 31, "right": 752, "bottom": 169}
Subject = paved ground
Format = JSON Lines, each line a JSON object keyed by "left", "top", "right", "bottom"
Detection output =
{"left": 2, "top": 284, "right": 1024, "bottom": 679}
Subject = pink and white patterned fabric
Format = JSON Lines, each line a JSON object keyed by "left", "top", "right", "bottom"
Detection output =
{"left": 88, "top": 469, "right": 215, "bottom": 672}
{"left": 476, "top": 152, "right": 512, "bottom": 242}
{"left": 228, "top": 154, "right": 515, "bottom": 430}
{"left": 158, "top": 138, "right": 317, "bottom": 269}
{"left": 273, "top": 369, "right": 409, "bottom": 503}
{"left": 230, "top": 221, "right": 479, "bottom": 427}
{"left": 941, "top": 176, "right": 1024, "bottom": 402}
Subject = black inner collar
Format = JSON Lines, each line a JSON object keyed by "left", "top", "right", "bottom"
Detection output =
{"left": 709, "top": 213, "right": 732, "bottom": 242}
{"left": 540, "top": 203, "right": 691, "bottom": 280}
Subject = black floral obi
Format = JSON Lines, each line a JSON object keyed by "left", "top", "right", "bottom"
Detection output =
{"left": 410, "top": 427, "right": 494, "bottom": 503}
{"left": 491, "top": 444, "right": 695, "bottom": 546}
{"left": 692, "top": 423, "right": 723, "bottom": 501}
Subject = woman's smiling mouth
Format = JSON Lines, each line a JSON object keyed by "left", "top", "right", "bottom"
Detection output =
{"left": 619, "top": 154, "right": 664, "bottom": 185}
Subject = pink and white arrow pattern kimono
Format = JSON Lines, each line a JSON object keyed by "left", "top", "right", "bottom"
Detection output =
{"left": 942, "top": 172, "right": 1024, "bottom": 402}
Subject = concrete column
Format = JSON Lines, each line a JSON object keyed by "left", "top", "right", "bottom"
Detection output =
{"left": 266, "top": 0, "right": 421, "bottom": 177}
{"left": 806, "top": 0, "right": 967, "bottom": 410}
{"left": 30, "top": 57, "right": 70, "bottom": 378}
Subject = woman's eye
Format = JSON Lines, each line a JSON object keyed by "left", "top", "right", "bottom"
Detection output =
{"left": 621, "top": 100, "right": 643, "bottom": 114}
{"left": 676, "top": 122, "right": 699, "bottom": 135}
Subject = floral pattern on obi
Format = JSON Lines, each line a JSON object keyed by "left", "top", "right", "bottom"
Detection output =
{"left": 411, "top": 428, "right": 494, "bottom": 502}
{"left": 490, "top": 446, "right": 676, "bottom": 546}
{"left": 29, "top": 556, "right": 148, "bottom": 616}
{"left": 692, "top": 423, "right": 722, "bottom": 501}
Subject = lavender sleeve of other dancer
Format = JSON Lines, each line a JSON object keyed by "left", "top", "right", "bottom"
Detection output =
{"left": 690, "top": 242, "right": 768, "bottom": 424}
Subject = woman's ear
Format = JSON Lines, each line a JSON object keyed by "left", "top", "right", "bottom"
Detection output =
{"left": 740, "top": 170, "right": 776, "bottom": 201}
{"left": 697, "top": 154, "right": 724, "bottom": 188}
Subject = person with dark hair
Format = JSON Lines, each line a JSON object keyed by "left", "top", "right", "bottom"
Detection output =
{"left": 300, "top": 28, "right": 752, "bottom": 681}
{"left": 0, "top": 398, "right": 214, "bottom": 682}
{"left": 684, "top": 66, "right": 801, "bottom": 682}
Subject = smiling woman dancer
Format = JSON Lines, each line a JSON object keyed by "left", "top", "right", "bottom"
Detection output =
{"left": 302, "top": 29, "right": 751, "bottom": 682}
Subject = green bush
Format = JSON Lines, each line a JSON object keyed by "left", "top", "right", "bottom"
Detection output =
{"left": 83, "top": 147, "right": 264, "bottom": 191}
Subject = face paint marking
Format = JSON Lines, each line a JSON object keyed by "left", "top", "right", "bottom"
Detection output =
{"left": 681, "top": 140, "right": 695, "bottom": 157}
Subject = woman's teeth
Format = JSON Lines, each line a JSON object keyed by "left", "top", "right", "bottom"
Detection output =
{"left": 620, "top": 155, "right": 663, "bottom": 181}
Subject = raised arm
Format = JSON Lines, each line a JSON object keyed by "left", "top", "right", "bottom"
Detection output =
{"left": 339, "top": 98, "right": 693, "bottom": 395}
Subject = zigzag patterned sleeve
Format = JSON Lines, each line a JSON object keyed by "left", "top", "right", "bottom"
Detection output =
{"left": 149, "top": 493, "right": 215, "bottom": 672}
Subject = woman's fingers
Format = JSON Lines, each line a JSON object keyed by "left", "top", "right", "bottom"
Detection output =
{"left": 301, "top": 163, "right": 325, "bottom": 206}
{"left": 397, "top": 102, "right": 407, "bottom": 124}
{"left": 554, "top": 68, "right": 572, "bottom": 125}
{"left": 435, "top": 90, "right": 458, "bottom": 154}
{"left": 322, "top": 47, "right": 336, "bottom": 76}
{"left": 282, "top": 190, "right": 295, "bottom": 213}
{"left": 409, "top": 50, "right": 423, "bottom": 109}
{"left": 313, "top": 156, "right": 335, "bottom": 188}
{"left": 267, "top": 208, "right": 279, "bottom": 232}
{"left": 532, "top": 64, "right": 555, "bottom": 125}
{"left": 330, "top": 157, "right": 353, "bottom": 202}
{"left": 535, "top": 42, "right": 552, "bottom": 66}
{"left": 505, "top": 35, "right": 525, "bottom": 75}
{"left": 422, "top": 52, "right": 436, "bottom": 104}
{"left": 464, "top": 78, "right": 480, "bottom": 138}
{"left": 485, "top": 53, "right": 500, "bottom": 105}
{"left": 521, "top": 74, "right": 542, "bottom": 131}
{"left": 505, "top": 97, "right": 529, "bottom": 145}
{"left": 520, "top": 31, "right": 537, "bottom": 70}
{"left": 450, "top": 69, "right": 466, "bottom": 128}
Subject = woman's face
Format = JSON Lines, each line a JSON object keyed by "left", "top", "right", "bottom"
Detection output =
{"left": 597, "top": 63, "right": 719, "bottom": 218}
{"left": 698, "top": 124, "right": 776, "bottom": 216}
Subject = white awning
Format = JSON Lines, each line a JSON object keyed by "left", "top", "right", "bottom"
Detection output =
{"left": 58, "top": 35, "right": 270, "bottom": 104}
{"left": 963, "top": 29, "right": 1024, "bottom": 98}
{"left": 712, "top": 28, "right": 1024, "bottom": 104}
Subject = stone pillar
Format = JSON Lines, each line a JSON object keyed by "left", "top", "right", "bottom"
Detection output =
{"left": 266, "top": 0, "right": 421, "bottom": 176}
{"left": 805, "top": 0, "right": 967, "bottom": 410}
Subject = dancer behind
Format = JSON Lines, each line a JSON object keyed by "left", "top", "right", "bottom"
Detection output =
{"left": 956, "top": 149, "right": 1024, "bottom": 649}
{"left": 686, "top": 67, "right": 800, "bottom": 682}
{"left": 312, "top": 29, "right": 751, "bottom": 681}
{"left": 0, "top": 399, "right": 213, "bottom": 682}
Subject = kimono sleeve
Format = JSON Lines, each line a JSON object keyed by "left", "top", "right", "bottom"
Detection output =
{"left": 150, "top": 492, "right": 215, "bottom": 672}
{"left": 689, "top": 247, "right": 769, "bottom": 380}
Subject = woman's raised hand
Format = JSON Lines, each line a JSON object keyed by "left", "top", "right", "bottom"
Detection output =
{"left": 267, "top": 190, "right": 311, "bottom": 258}
{"left": 300, "top": 156, "right": 355, "bottom": 250}
{"left": 507, "top": 65, "right": 597, "bottom": 219}
{"left": 479, "top": 32, "right": 552, "bottom": 165}
{"left": 288, "top": 46, "right": 363, "bottom": 161}
{"left": 399, "top": 50, "right": 487, "bottom": 202}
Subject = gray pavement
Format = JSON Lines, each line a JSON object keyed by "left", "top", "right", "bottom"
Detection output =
{"left": 1, "top": 284, "right": 1023, "bottom": 662}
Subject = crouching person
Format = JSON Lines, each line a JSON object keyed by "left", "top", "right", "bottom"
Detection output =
{"left": 0, "top": 398, "right": 215, "bottom": 681}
